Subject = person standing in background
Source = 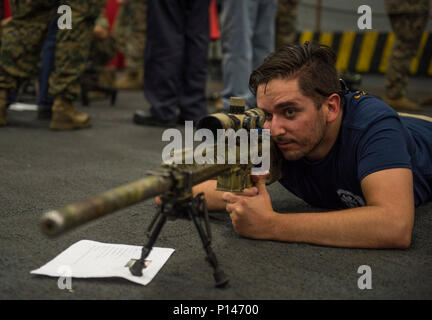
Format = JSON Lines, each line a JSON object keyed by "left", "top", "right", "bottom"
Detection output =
{"left": 37, "top": 9, "right": 116, "bottom": 120}
{"left": 133, "top": 0, "right": 210, "bottom": 127}
{"left": 113, "top": 0, "right": 146, "bottom": 91}
{"left": 275, "top": 0, "right": 299, "bottom": 50}
{"left": 219, "top": 0, "right": 278, "bottom": 110}
{"left": 0, "top": 0, "right": 107, "bottom": 130}
{"left": 383, "top": 0, "right": 430, "bottom": 111}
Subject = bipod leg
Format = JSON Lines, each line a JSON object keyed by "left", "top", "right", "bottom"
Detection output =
{"left": 188, "top": 193, "right": 229, "bottom": 288}
{"left": 129, "top": 205, "right": 169, "bottom": 276}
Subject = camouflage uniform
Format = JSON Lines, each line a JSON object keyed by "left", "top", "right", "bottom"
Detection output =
{"left": 275, "top": 0, "right": 299, "bottom": 50}
{"left": 0, "top": 0, "right": 106, "bottom": 101}
{"left": 385, "top": 0, "right": 430, "bottom": 100}
{"left": 113, "top": 0, "right": 147, "bottom": 71}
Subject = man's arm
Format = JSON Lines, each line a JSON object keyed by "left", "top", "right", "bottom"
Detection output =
{"left": 223, "top": 168, "right": 415, "bottom": 249}
{"left": 192, "top": 180, "right": 226, "bottom": 211}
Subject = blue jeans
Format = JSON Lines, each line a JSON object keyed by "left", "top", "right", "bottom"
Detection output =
{"left": 38, "top": 16, "right": 58, "bottom": 110}
{"left": 220, "top": 0, "right": 277, "bottom": 109}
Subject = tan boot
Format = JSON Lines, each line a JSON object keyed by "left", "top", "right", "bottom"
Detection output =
{"left": 383, "top": 97, "right": 422, "bottom": 112}
{"left": 50, "top": 97, "right": 91, "bottom": 131}
{"left": 0, "top": 89, "right": 7, "bottom": 126}
{"left": 115, "top": 69, "right": 143, "bottom": 90}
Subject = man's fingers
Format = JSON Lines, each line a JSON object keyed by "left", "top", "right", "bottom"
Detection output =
{"left": 226, "top": 203, "right": 235, "bottom": 213}
{"left": 155, "top": 196, "right": 162, "bottom": 207}
{"left": 222, "top": 192, "right": 241, "bottom": 203}
{"left": 252, "top": 174, "right": 268, "bottom": 193}
{"left": 226, "top": 202, "right": 243, "bottom": 215}
{"left": 240, "top": 186, "right": 259, "bottom": 196}
{"left": 222, "top": 192, "right": 231, "bottom": 202}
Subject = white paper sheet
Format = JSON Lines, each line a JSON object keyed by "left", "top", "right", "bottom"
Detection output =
{"left": 9, "top": 103, "right": 38, "bottom": 111}
{"left": 30, "top": 240, "right": 175, "bottom": 286}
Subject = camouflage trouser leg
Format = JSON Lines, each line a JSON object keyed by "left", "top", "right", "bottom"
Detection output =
{"left": 114, "top": 0, "right": 147, "bottom": 70}
{"left": 125, "top": 0, "right": 146, "bottom": 70}
{"left": 275, "top": 0, "right": 299, "bottom": 50}
{"left": 48, "top": 0, "right": 106, "bottom": 101}
{"left": 385, "top": 12, "right": 429, "bottom": 99}
{"left": 0, "top": 0, "right": 57, "bottom": 91}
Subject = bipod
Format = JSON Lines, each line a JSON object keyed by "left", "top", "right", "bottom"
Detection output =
{"left": 128, "top": 170, "right": 229, "bottom": 288}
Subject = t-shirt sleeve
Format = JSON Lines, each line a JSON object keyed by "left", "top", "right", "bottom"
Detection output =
{"left": 357, "top": 116, "right": 412, "bottom": 181}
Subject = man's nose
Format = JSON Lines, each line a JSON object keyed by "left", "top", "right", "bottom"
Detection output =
{"left": 265, "top": 117, "right": 286, "bottom": 137}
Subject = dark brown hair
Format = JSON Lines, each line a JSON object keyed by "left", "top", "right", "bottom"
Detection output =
{"left": 249, "top": 42, "right": 340, "bottom": 108}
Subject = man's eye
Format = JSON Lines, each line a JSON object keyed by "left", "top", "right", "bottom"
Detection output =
{"left": 284, "top": 109, "right": 296, "bottom": 117}
{"left": 264, "top": 112, "right": 272, "bottom": 120}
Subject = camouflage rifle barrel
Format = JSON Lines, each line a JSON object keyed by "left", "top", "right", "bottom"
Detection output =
{"left": 41, "top": 163, "right": 231, "bottom": 237}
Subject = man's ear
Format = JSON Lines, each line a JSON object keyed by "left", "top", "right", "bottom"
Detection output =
{"left": 325, "top": 93, "right": 341, "bottom": 123}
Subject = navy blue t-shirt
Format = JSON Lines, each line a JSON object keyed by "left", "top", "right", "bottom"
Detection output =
{"left": 278, "top": 92, "right": 432, "bottom": 209}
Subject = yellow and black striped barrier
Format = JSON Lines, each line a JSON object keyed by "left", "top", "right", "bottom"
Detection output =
{"left": 298, "top": 31, "right": 432, "bottom": 76}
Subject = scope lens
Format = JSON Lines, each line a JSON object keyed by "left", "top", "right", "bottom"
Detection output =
{"left": 196, "top": 116, "right": 224, "bottom": 137}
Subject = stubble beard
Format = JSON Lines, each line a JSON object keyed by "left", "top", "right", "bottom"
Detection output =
{"left": 280, "top": 117, "right": 327, "bottom": 162}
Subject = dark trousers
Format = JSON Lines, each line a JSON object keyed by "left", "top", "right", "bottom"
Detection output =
{"left": 144, "top": 0, "right": 210, "bottom": 122}
{"left": 38, "top": 15, "right": 58, "bottom": 110}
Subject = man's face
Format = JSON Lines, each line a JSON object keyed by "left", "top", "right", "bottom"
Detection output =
{"left": 257, "top": 78, "right": 328, "bottom": 161}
